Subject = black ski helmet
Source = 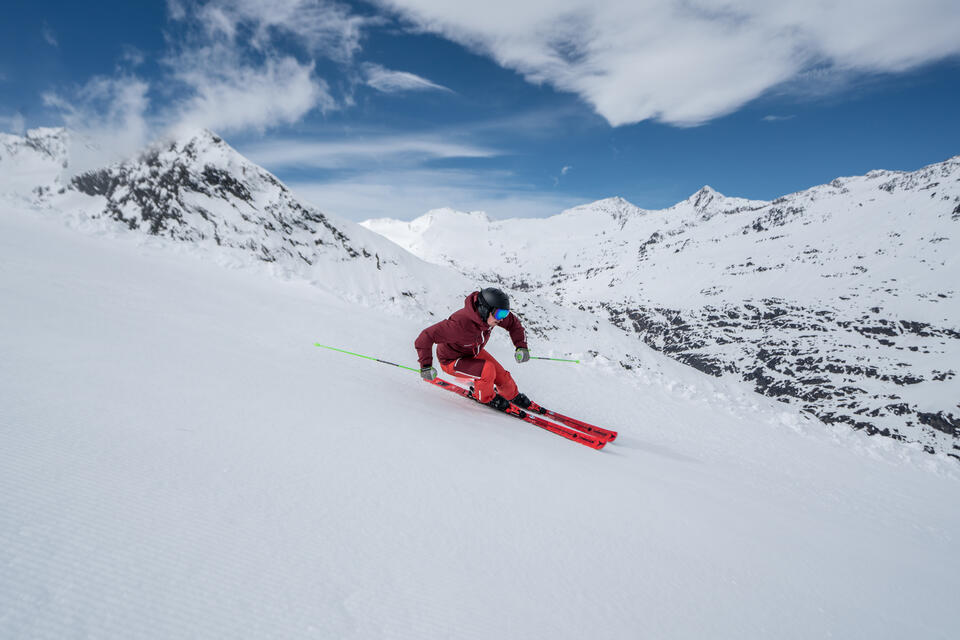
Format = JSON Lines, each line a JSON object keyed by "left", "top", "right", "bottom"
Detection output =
{"left": 476, "top": 287, "right": 510, "bottom": 320}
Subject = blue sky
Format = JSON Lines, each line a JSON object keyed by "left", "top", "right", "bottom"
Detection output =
{"left": 2, "top": 0, "right": 959, "bottom": 221}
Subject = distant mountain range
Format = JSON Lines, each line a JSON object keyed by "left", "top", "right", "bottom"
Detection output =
{"left": 363, "top": 159, "right": 960, "bottom": 458}
{"left": 2, "top": 126, "right": 957, "bottom": 457}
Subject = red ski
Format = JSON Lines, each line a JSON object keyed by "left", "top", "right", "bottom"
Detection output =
{"left": 426, "top": 378, "right": 606, "bottom": 450}
{"left": 516, "top": 400, "right": 618, "bottom": 442}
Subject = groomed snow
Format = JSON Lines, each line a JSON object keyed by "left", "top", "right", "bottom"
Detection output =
{"left": 2, "top": 206, "right": 958, "bottom": 639}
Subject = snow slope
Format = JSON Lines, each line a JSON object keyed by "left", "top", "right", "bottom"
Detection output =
{"left": 3, "top": 196, "right": 959, "bottom": 638}
{"left": 0, "top": 127, "right": 70, "bottom": 202}
{"left": 362, "top": 164, "right": 960, "bottom": 457}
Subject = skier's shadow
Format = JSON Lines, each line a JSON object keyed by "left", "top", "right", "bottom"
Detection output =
{"left": 606, "top": 436, "right": 702, "bottom": 464}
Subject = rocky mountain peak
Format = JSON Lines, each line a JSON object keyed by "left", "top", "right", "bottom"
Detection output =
{"left": 561, "top": 196, "right": 646, "bottom": 223}
{"left": 63, "top": 128, "right": 373, "bottom": 266}
{"left": 681, "top": 185, "right": 768, "bottom": 220}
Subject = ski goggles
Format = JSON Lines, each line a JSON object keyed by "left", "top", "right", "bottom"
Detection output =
{"left": 492, "top": 308, "right": 510, "bottom": 321}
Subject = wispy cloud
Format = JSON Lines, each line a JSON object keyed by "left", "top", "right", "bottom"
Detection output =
{"left": 163, "top": 44, "right": 334, "bottom": 134}
{"left": 0, "top": 112, "right": 26, "bottom": 134}
{"left": 763, "top": 115, "right": 796, "bottom": 122}
{"left": 363, "top": 63, "right": 452, "bottom": 93}
{"left": 160, "top": 1, "right": 346, "bottom": 133}
{"left": 288, "top": 168, "right": 584, "bottom": 222}
{"left": 373, "top": 0, "right": 960, "bottom": 127}
{"left": 187, "top": 0, "right": 381, "bottom": 63}
{"left": 42, "top": 23, "right": 58, "bottom": 47}
{"left": 241, "top": 134, "right": 496, "bottom": 169}
{"left": 45, "top": 1, "right": 350, "bottom": 148}
{"left": 119, "top": 45, "right": 146, "bottom": 69}
{"left": 166, "top": 0, "right": 187, "bottom": 20}
{"left": 42, "top": 75, "right": 151, "bottom": 172}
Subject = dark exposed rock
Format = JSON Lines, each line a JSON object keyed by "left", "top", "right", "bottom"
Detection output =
{"left": 917, "top": 412, "right": 960, "bottom": 437}
{"left": 584, "top": 295, "right": 960, "bottom": 456}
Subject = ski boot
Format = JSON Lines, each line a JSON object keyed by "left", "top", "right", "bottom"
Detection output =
{"left": 510, "top": 392, "right": 532, "bottom": 409}
{"left": 484, "top": 394, "right": 511, "bottom": 412}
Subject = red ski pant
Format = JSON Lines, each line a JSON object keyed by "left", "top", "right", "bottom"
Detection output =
{"left": 440, "top": 349, "right": 518, "bottom": 404}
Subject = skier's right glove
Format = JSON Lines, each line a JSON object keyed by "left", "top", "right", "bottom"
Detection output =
{"left": 420, "top": 366, "right": 438, "bottom": 381}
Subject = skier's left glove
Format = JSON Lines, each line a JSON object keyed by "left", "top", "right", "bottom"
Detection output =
{"left": 515, "top": 348, "right": 530, "bottom": 363}
{"left": 420, "top": 366, "right": 438, "bottom": 381}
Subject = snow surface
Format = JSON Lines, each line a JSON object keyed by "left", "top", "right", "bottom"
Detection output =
{"left": 3, "top": 199, "right": 959, "bottom": 638}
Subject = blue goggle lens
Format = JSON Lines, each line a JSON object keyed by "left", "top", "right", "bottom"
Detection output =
{"left": 493, "top": 308, "right": 510, "bottom": 320}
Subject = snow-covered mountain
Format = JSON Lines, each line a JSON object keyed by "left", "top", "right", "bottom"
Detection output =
{"left": 0, "top": 127, "right": 71, "bottom": 201}
{"left": 363, "top": 161, "right": 960, "bottom": 458}
{"left": 1, "top": 127, "right": 473, "bottom": 317}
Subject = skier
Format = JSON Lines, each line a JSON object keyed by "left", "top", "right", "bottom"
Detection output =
{"left": 416, "top": 287, "right": 532, "bottom": 412}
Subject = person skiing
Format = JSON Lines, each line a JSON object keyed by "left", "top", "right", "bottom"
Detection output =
{"left": 415, "top": 287, "right": 532, "bottom": 412}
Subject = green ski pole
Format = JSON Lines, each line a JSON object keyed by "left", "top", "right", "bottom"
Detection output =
{"left": 530, "top": 355, "right": 580, "bottom": 363}
{"left": 314, "top": 343, "right": 420, "bottom": 372}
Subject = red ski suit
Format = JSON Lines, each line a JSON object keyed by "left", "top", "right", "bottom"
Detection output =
{"left": 415, "top": 292, "right": 528, "bottom": 403}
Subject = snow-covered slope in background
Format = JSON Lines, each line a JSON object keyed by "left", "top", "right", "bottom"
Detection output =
{"left": 0, "top": 128, "right": 476, "bottom": 318}
{"left": 362, "top": 162, "right": 960, "bottom": 458}
{"left": 0, "top": 127, "right": 70, "bottom": 202}
{"left": 3, "top": 197, "right": 959, "bottom": 639}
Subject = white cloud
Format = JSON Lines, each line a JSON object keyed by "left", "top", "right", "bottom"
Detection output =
{"left": 167, "top": 0, "right": 187, "bottom": 20}
{"left": 0, "top": 112, "right": 26, "bottom": 135}
{"left": 164, "top": 45, "right": 334, "bottom": 134}
{"left": 553, "top": 165, "right": 572, "bottom": 186}
{"left": 363, "top": 63, "right": 452, "bottom": 93}
{"left": 42, "top": 75, "right": 151, "bottom": 172}
{"left": 373, "top": 0, "right": 960, "bottom": 126}
{"left": 179, "top": 0, "right": 380, "bottom": 63}
{"left": 119, "top": 46, "right": 146, "bottom": 68}
{"left": 763, "top": 115, "right": 795, "bottom": 122}
{"left": 241, "top": 134, "right": 496, "bottom": 169}
{"left": 288, "top": 169, "right": 584, "bottom": 222}
{"left": 42, "top": 23, "right": 58, "bottom": 47}
{"left": 156, "top": 2, "right": 350, "bottom": 135}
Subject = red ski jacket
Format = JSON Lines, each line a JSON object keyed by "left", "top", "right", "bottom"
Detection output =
{"left": 415, "top": 291, "right": 528, "bottom": 368}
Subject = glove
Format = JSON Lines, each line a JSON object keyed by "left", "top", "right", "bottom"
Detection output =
{"left": 420, "top": 366, "right": 438, "bottom": 381}
{"left": 515, "top": 348, "right": 530, "bottom": 363}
